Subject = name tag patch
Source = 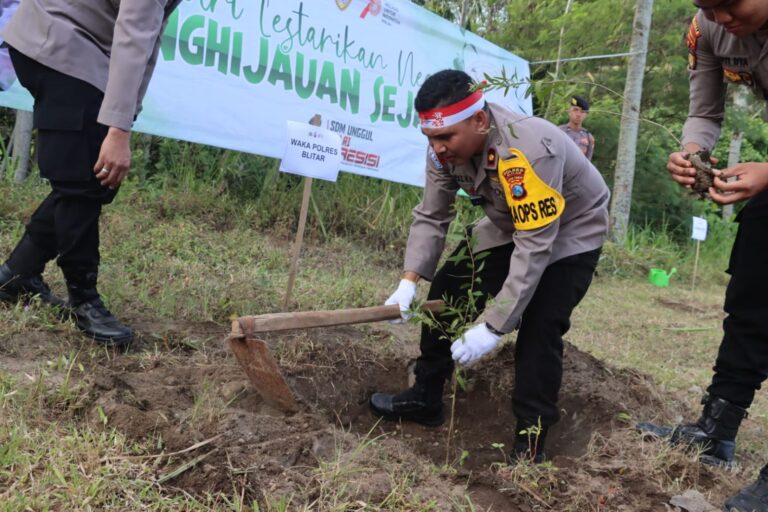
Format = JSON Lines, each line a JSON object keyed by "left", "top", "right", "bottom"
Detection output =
{"left": 723, "top": 67, "right": 754, "bottom": 86}
{"left": 498, "top": 148, "right": 564, "bottom": 231}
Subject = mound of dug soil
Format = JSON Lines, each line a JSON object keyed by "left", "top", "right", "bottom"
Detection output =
{"left": 0, "top": 321, "right": 746, "bottom": 510}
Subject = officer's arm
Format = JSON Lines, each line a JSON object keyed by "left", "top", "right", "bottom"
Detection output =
{"left": 682, "top": 12, "right": 726, "bottom": 151}
{"left": 586, "top": 133, "right": 595, "bottom": 160}
{"left": 485, "top": 218, "right": 559, "bottom": 333}
{"left": 97, "top": 0, "right": 167, "bottom": 131}
{"left": 402, "top": 151, "right": 459, "bottom": 281}
{"left": 484, "top": 148, "right": 563, "bottom": 333}
{"left": 93, "top": 1, "right": 169, "bottom": 188}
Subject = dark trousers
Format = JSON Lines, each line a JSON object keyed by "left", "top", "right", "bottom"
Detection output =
{"left": 5, "top": 48, "right": 116, "bottom": 286}
{"left": 708, "top": 191, "right": 768, "bottom": 409}
{"left": 415, "top": 240, "right": 601, "bottom": 425}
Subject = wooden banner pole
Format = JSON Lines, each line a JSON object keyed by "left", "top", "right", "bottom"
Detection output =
{"left": 691, "top": 239, "right": 701, "bottom": 293}
{"left": 284, "top": 176, "right": 313, "bottom": 309}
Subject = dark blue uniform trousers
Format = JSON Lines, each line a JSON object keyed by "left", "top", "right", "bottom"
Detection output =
{"left": 6, "top": 48, "right": 117, "bottom": 288}
{"left": 414, "top": 238, "right": 601, "bottom": 426}
{"left": 708, "top": 190, "right": 768, "bottom": 409}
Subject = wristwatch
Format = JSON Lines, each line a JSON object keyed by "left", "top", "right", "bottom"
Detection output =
{"left": 485, "top": 323, "right": 505, "bottom": 336}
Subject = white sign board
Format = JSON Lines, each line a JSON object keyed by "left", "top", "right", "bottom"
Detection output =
{"left": 280, "top": 121, "right": 342, "bottom": 182}
{"left": 692, "top": 216, "right": 708, "bottom": 241}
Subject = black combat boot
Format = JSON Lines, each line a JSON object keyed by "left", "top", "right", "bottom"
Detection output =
{"left": 512, "top": 418, "right": 548, "bottom": 463}
{"left": 723, "top": 463, "right": 768, "bottom": 512}
{"left": 369, "top": 376, "right": 445, "bottom": 427}
{"left": 66, "top": 274, "right": 133, "bottom": 347}
{"left": 0, "top": 263, "right": 65, "bottom": 307}
{"left": 637, "top": 395, "right": 747, "bottom": 466}
{"left": 670, "top": 395, "right": 747, "bottom": 466}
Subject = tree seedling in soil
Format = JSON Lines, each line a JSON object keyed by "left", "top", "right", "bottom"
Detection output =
{"left": 409, "top": 227, "right": 491, "bottom": 467}
{"left": 519, "top": 421, "right": 544, "bottom": 463}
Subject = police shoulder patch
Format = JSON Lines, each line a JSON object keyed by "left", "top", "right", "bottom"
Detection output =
{"left": 686, "top": 15, "right": 701, "bottom": 70}
{"left": 498, "top": 148, "right": 565, "bottom": 231}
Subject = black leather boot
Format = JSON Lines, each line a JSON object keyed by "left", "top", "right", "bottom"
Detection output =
{"left": 670, "top": 395, "right": 747, "bottom": 466}
{"left": 723, "top": 463, "right": 768, "bottom": 512}
{"left": 67, "top": 276, "right": 133, "bottom": 347}
{"left": 512, "top": 418, "right": 548, "bottom": 463}
{"left": 0, "top": 263, "right": 65, "bottom": 307}
{"left": 369, "top": 376, "right": 445, "bottom": 427}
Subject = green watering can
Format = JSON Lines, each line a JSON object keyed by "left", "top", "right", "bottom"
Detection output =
{"left": 648, "top": 267, "right": 677, "bottom": 288}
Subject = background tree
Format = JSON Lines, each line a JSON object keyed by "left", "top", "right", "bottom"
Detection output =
{"left": 416, "top": 0, "right": 760, "bottom": 241}
{"left": 11, "top": 109, "right": 31, "bottom": 183}
{"left": 609, "top": 0, "right": 654, "bottom": 242}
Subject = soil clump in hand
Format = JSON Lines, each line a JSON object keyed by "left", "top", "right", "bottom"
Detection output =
{"left": 687, "top": 150, "right": 716, "bottom": 199}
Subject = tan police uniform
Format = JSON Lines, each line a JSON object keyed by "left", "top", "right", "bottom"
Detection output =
{"left": 0, "top": 0, "right": 181, "bottom": 346}
{"left": 403, "top": 102, "right": 609, "bottom": 333}
{"left": 2, "top": 0, "right": 181, "bottom": 131}
{"left": 680, "top": 10, "right": 768, "bottom": 426}
{"left": 559, "top": 124, "right": 595, "bottom": 160}
{"left": 684, "top": 10, "right": 768, "bottom": 150}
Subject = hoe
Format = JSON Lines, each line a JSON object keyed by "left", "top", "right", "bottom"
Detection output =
{"left": 227, "top": 300, "right": 444, "bottom": 412}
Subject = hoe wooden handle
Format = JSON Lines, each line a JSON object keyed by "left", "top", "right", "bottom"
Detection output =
{"left": 232, "top": 299, "right": 444, "bottom": 337}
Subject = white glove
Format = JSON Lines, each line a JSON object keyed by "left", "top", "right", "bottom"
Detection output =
{"left": 451, "top": 323, "right": 502, "bottom": 366}
{"left": 385, "top": 278, "right": 417, "bottom": 323}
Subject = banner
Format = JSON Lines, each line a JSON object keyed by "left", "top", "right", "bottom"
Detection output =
{"left": 0, "top": 0, "right": 530, "bottom": 187}
{"left": 0, "top": 0, "right": 19, "bottom": 90}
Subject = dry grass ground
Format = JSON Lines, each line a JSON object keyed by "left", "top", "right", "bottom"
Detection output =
{"left": 571, "top": 276, "right": 768, "bottom": 462}
{"left": 0, "top": 178, "right": 764, "bottom": 511}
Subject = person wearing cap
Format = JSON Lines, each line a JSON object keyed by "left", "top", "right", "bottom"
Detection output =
{"left": 559, "top": 95, "right": 595, "bottom": 161}
{"left": 0, "top": 0, "right": 181, "bottom": 347}
{"left": 369, "top": 69, "right": 610, "bottom": 462}
{"left": 636, "top": 2, "right": 768, "bottom": 510}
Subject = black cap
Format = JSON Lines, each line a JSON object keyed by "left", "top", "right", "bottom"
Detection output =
{"left": 570, "top": 95, "right": 590, "bottom": 111}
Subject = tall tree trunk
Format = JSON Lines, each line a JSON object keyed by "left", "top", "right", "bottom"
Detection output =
{"left": 459, "top": 0, "right": 470, "bottom": 26}
{"left": 11, "top": 109, "right": 33, "bottom": 183}
{"left": 608, "top": 0, "right": 654, "bottom": 242}
{"left": 723, "top": 87, "right": 748, "bottom": 219}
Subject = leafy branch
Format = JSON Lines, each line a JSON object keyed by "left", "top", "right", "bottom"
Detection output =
{"left": 474, "top": 71, "right": 682, "bottom": 146}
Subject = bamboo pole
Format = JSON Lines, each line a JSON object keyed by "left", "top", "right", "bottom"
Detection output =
{"left": 691, "top": 239, "right": 701, "bottom": 292}
{"left": 283, "top": 176, "right": 313, "bottom": 309}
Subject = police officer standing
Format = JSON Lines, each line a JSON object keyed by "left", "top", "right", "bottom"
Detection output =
{"left": 640, "top": 1, "right": 768, "bottom": 510}
{"left": 369, "top": 69, "right": 609, "bottom": 462}
{"left": 559, "top": 95, "right": 595, "bottom": 161}
{"left": 0, "top": 0, "right": 181, "bottom": 347}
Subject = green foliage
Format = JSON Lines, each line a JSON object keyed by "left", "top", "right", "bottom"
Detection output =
{"left": 413, "top": 228, "right": 489, "bottom": 346}
{"left": 452, "top": 0, "right": 766, "bottom": 234}
{"left": 598, "top": 211, "right": 735, "bottom": 286}
{"left": 1, "top": 0, "right": 756, "bottom": 300}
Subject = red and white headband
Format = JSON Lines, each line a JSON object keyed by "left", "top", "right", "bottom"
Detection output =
{"left": 418, "top": 90, "right": 486, "bottom": 129}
